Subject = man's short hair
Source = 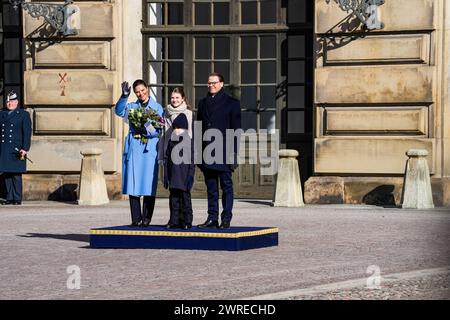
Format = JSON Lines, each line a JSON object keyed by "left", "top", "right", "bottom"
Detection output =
{"left": 209, "top": 72, "right": 224, "bottom": 83}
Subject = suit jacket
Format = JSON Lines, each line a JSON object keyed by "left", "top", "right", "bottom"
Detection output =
{"left": 196, "top": 89, "right": 241, "bottom": 172}
{"left": 0, "top": 107, "right": 32, "bottom": 173}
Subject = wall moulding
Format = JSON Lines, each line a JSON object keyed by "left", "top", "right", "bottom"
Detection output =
{"left": 318, "top": 105, "right": 430, "bottom": 136}
{"left": 27, "top": 138, "right": 118, "bottom": 172}
{"left": 24, "top": 70, "right": 116, "bottom": 105}
{"left": 315, "top": 65, "right": 433, "bottom": 104}
{"left": 314, "top": 137, "right": 435, "bottom": 174}
{"left": 31, "top": 107, "right": 111, "bottom": 136}
{"left": 32, "top": 41, "right": 111, "bottom": 69}
{"left": 321, "top": 33, "right": 431, "bottom": 66}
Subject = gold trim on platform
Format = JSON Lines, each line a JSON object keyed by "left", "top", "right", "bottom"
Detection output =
{"left": 90, "top": 228, "right": 279, "bottom": 238}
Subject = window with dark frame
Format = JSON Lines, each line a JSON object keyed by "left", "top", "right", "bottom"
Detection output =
{"left": 0, "top": 0, "right": 23, "bottom": 108}
{"left": 241, "top": 0, "right": 277, "bottom": 25}
{"left": 194, "top": 36, "right": 231, "bottom": 109}
{"left": 193, "top": 0, "right": 230, "bottom": 25}
{"left": 287, "top": 33, "right": 307, "bottom": 134}
{"left": 142, "top": 0, "right": 314, "bottom": 190}
{"left": 146, "top": 0, "right": 184, "bottom": 26}
{"left": 147, "top": 36, "right": 185, "bottom": 106}
{"left": 143, "top": 0, "right": 312, "bottom": 141}
{"left": 240, "top": 35, "right": 277, "bottom": 132}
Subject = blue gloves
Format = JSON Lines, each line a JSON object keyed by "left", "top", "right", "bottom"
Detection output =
{"left": 186, "top": 175, "right": 194, "bottom": 190}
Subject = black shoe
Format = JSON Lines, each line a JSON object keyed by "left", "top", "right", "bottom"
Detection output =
{"left": 129, "top": 222, "right": 140, "bottom": 227}
{"left": 1, "top": 200, "right": 14, "bottom": 205}
{"left": 12, "top": 201, "right": 21, "bottom": 205}
{"left": 219, "top": 221, "right": 231, "bottom": 229}
{"left": 140, "top": 219, "right": 151, "bottom": 227}
{"left": 198, "top": 220, "right": 219, "bottom": 228}
{"left": 181, "top": 223, "right": 192, "bottom": 230}
{"left": 165, "top": 223, "right": 179, "bottom": 229}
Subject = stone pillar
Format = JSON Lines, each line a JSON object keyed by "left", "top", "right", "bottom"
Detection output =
{"left": 401, "top": 149, "right": 434, "bottom": 209}
{"left": 273, "top": 149, "right": 304, "bottom": 207}
{"left": 78, "top": 148, "right": 109, "bottom": 205}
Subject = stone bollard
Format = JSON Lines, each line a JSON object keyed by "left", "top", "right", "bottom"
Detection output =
{"left": 78, "top": 148, "right": 109, "bottom": 205}
{"left": 273, "top": 149, "right": 304, "bottom": 207}
{"left": 401, "top": 149, "right": 434, "bottom": 209}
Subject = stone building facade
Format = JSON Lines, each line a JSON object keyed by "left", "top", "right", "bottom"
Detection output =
{"left": 0, "top": 0, "right": 448, "bottom": 206}
{"left": 308, "top": 0, "right": 449, "bottom": 206}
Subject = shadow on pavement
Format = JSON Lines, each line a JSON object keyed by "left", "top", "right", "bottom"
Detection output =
{"left": 17, "top": 233, "right": 89, "bottom": 243}
{"left": 238, "top": 200, "right": 273, "bottom": 206}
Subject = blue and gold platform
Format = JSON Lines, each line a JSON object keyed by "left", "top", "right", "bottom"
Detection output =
{"left": 89, "top": 225, "right": 278, "bottom": 251}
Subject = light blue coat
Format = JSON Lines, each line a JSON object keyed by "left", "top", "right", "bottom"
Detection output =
{"left": 115, "top": 95, "right": 163, "bottom": 196}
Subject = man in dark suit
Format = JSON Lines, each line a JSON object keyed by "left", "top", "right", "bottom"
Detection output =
{"left": 196, "top": 73, "right": 242, "bottom": 229}
{"left": 0, "top": 91, "right": 32, "bottom": 205}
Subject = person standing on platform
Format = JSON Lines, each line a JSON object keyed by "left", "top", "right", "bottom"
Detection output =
{"left": 159, "top": 88, "right": 195, "bottom": 229}
{"left": 0, "top": 91, "right": 32, "bottom": 205}
{"left": 196, "top": 73, "right": 241, "bottom": 229}
{"left": 115, "top": 80, "right": 163, "bottom": 227}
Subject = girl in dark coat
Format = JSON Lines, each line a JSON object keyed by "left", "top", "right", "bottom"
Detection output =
{"left": 162, "top": 89, "right": 195, "bottom": 229}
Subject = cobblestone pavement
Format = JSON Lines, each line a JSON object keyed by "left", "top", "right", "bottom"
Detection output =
{"left": 0, "top": 200, "right": 449, "bottom": 300}
{"left": 246, "top": 268, "right": 450, "bottom": 300}
{"left": 297, "top": 272, "right": 449, "bottom": 300}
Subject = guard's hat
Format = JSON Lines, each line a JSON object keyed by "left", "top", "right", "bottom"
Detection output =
{"left": 6, "top": 91, "right": 18, "bottom": 102}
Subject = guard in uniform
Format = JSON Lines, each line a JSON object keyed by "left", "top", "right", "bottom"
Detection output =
{"left": 0, "top": 91, "right": 32, "bottom": 205}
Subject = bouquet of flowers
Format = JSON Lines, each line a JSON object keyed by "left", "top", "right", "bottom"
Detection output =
{"left": 127, "top": 106, "right": 165, "bottom": 143}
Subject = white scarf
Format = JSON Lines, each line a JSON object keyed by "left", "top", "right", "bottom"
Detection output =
{"left": 158, "top": 103, "right": 192, "bottom": 161}
{"left": 166, "top": 102, "right": 187, "bottom": 120}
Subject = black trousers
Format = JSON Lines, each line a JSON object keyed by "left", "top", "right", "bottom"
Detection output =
{"left": 203, "top": 169, "right": 234, "bottom": 223}
{"left": 129, "top": 195, "right": 155, "bottom": 224}
{"left": 169, "top": 188, "right": 193, "bottom": 226}
{"left": 2, "top": 173, "right": 23, "bottom": 202}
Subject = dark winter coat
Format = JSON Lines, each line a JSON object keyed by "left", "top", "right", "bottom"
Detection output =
{"left": 196, "top": 89, "right": 241, "bottom": 172}
{"left": 0, "top": 108, "right": 32, "bottom": 173}
{"left": 164, "top": 131, "right": 195, "bottom": 191}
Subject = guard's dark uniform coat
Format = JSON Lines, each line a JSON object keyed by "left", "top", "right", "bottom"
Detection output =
{"left": 0, "top": 108, "right": 32, "bottom": 173}
{"left": 0, "top": 107, "right": 32, "bottom": 203}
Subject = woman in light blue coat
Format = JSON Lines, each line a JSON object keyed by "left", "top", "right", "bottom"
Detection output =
{"left": 115, "top": 79, "right": 163, "bottom": 227}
